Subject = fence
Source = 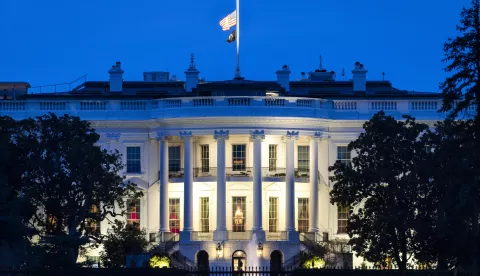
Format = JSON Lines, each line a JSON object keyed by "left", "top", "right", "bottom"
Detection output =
{"left": 0, "top": 268, "right": 476, "bottom": 276}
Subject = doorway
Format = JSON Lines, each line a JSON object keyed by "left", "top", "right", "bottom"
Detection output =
{"left": 270, "top": 250, "right": 283, "bottom": 274}
{"left": 197, "top": 250, "right": 209, "bottom": 272}
{"left": 232, "top": 250, "right": 247, "bottom": 272}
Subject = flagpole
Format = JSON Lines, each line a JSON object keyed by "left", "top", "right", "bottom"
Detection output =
{"left": 235, "top": 0, "right": 241, "bottom": 78}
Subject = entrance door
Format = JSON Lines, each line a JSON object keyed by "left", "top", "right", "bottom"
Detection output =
{"left": 232, "top": 250, "right": 247, "bottom": 272}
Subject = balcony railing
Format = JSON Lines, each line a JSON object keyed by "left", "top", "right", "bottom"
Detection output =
{"left": 0, "top": 97, "right": 452, "bottom": 121}
{"left": 193, "top": 167, "right": 217, "bottom": 178}
{"left": 190, "top": 231, "right": 213, "bottom": 241}
{"left": 226, "top": 167, "right": 253, "bottom": 178}
{"left": 266, "top": 231, "right": 288, "bottom": 241}
{"left": 262, "top": 167, "right": 286, "bottom": 181}
{"left": 227, "top": 230, "right": 252, "bottom": 240}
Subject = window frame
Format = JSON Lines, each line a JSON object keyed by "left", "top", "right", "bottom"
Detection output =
{"left": 169, "top": 198, "right": 181, "bottom": 233}
{"left": 268, "top": 197, "right": 279, "bottom": 232}
{"left": 297, "top": 198, "right": 309, "bottom": 233}
{"left": 126, "top": 198, "right": 141, "bottom": 226}
{"left": 232, "top": 144, "right": 247, "bottom": 171}
{"left": 269, "top": 144, "right": 278, "bottom": 171}
{"left": 232, "top": 196, "right": 247, "bottom": 232}
{"left": 200, "top": 145, "right": 210, "bottom": 173}
{"left": 200, "top": 197, "right": 210, "bottom": 232}
{"left": 337, "top": 205, "right": 349, "bottom": 234}
{"left": 297, "top": 145, "right": 310, "bottom": 172}
{"left": 337, "top": 146, "right": 352, "bottom": 166}
{"left": 126, "top": 146, "right": 142, "bottom": 174}
{"left": 169, "top": 146, "right": 182, "bottom": 173}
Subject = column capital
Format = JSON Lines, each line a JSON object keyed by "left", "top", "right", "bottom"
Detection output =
{"left": 286, "top": 131, "right": 299, "bottom": 140}
{"left": 154, "top": 132, "right": 168, "bottom": 141}
{"left": 214, "top": 130, "right": 229, "bottom": 141}
{"left": 250, "top": 130, "right": 265, "bottom": 141}
{"left": 106, "top": 133, "right": 121, "bottom": 143}
{"left": 179, "top": 131, "right": 193, "bottom": 141}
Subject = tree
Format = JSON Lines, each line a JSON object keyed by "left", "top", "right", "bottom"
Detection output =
{"left": 0, "top": 116, "right": 36, "bottom": 266}
{"left": 329, "top": 111, "right": 429, "bottom": 271}
{"left": 17, "top": 113, "right": 140, "bottom": 267}
{"left": 415, "top": 119, "right": 476, "bottom": 269}
{"left": 441, "top": 0, "right": 480, "bottom": 270}
{"left": 100, "top": 220, "right": 148, "bottom": 268}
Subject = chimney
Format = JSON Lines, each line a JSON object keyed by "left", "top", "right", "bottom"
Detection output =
{"left": 108, "top": 61, "right": 124, "bottom": 92}
{"left": 185, "top": 54, "right": 200, "bottom": 93}
{"left": 275, "top": 65, "right": 291, "bottom": 91}
{"left": 352, "top": 61, "right": 368, "bottom": 92}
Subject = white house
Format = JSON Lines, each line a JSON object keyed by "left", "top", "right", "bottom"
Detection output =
{"left": 0, "top": 56, "right": 445, "bottom": 269}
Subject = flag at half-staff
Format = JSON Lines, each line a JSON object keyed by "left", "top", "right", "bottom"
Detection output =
{"left": 219, "top": 0, "right": 242, "bottom": 78}
{"left": 227, "top": 30, "right": 236, "bottom": 43}
{"left": 219, "top": 10, "right": 236, "bottom": 31}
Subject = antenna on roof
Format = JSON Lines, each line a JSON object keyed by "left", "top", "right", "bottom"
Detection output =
{"left": 382, "top": 72, "right": 385, "bottom": 81}
{"left": 340, "top": 68, "right": 346, "bottom": 80}
{"left": 319, "top": 55, "right": 324, "bottom": 70}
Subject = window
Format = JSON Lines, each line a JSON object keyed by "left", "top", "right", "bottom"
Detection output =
{"left": 298, "top": 198, "right": 309, "bottom": 233}
{"left": 86, "top": 204, "right": 101, "bottom": 235}
{"left": 149, "top": 233, "right": 157, "bottom": 242}
{"left": 201, "top": 145, "right": 209, "bottom": 172}
{"left": 337, "top": 146, "right": 351, "bottom": 166}
{"left": 338, "top": 205, "right": 349, "bottom": 234}
{"left": 297, "top": 146, "right": 310, "bottom": 172}
{"left": 269, "top": 197, "right": 279, "bottom": 232}
{"left": 169, "top": 146, "right": 181, "bottom": 172}
{"left": 232, "top": 144, "right": 246, "bottom": 171}
{"left": 126, "top": 147, "right": 141, "bottom": 173}
{"left": 200, "top": 197, "right": 209, "bottom": 232}
{"left": 232, "top": 196, "right": 246, "bottom": 232}
{"left": 127, "top": 199, "right": 140, "bottom": 226}
{"left": 169, "top": 198, "right": 180, "bottom": 233}
{"left": 269, "top": 145, "right": 277, "bottom": 171}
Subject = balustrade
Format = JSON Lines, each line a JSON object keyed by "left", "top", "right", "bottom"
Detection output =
{"left": 80, "top": 101, "right": 107, "bottom": 111}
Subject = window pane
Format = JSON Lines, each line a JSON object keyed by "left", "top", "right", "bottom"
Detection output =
{"left": 126, "top": 147, "right": 141, "bottom": 173}
{"left": 169, "top": 146, "right": 181, "bottom": 172}
{"left": 269, "top": 197, "right": 278, "bottom": 232}
{"left": 232, "top": 197, "right": 246, "bottom": 232}
{"left": 169, "top": 198, "right": 180, "bottom": 233}
{"left": 298, "top": 198, "right": 309, "bottom": 233}
{"left": 337, "top": 205, "right": 349, "bottom": 234}
{"left": 297, "top": 146, "right": 310, "bottom": 172}
{"left": 201, "top": 145, "right": 209, "bottom": 172}
{"left": 232, "top": 145, "right": 246, "bottom": 171}
{"left": 127, "top": 199, "right": 141, "bottom": 226}
{"left": 337, "top": 146, "right": 351, "bottom": 166}
{"left": 200, "top": 197, "right": 209, "bottom": 232}
{"left": 269, "top": 145, "right": 277, "bottom": 171}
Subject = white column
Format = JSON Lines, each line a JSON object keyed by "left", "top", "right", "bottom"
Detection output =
{"left": 158, "top": 136, "right": 169, "bottom": 236}
{"left": 214, "top": 130, "right": 229, "bottom": 241}
{"left": 285, "top": 131, "right": 298, "bottom": 235}
{"left": 309, "top": 132, "right": 321, "bottom": 233}
{"left": 251, "top": 130, "right": 265, "bottom": 241}
{"left": 180, "top": 131, "right": 193, "bottom": 233}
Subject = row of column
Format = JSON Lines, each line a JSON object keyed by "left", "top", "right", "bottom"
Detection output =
{"left": 158, "top": 130, "right": 322, "bottom": 242}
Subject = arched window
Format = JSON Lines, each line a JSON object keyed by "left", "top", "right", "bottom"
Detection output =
{"left": 197, "top": 250, "right": 209, "bottom": 273}
{"left": 270, "top": 250, "right": 283, "bottom": 274}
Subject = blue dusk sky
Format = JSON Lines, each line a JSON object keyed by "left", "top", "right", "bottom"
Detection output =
{"left": 0, "top": 0, "right": 471, "bottom": 92}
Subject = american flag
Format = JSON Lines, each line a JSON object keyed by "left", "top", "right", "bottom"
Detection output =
{"left": 219, "top": 10, "right": 237, "bottom": 31}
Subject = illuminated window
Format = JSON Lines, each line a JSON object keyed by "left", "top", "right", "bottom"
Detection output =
{"left": 201, "top": 145, "right": 209, "bottom": 172}
{"left": 297, "top": 146, "right": 310, "bottom": 172}
{"left": 127, "top": 199, "right": 140, "bottom": 226}
{"left": 169, "top": 198, "right": 180, "bottom": 233}
{"left": 269, "top": 197, "right": 278, "bottom": 232}
{"left": 232, "top": 144, "right": 246, "bottom": 171}
{"left": 47, "top": 215, "right": 57, "bottom": 234}
{"left": 269, "top": 145, "right": 277, "bottom": 171}
{"left": 126, "top": 147, "right": 141, "bottom": 173}
{"left": 87, "top": 204, "right": 101, "bottom": 235}
{"left": 232, "top": 197, "right": 246, "bottom": 232}
{"left": 298, "top": 198, "right": 309, "bottom": 233}
{"left": 200, "top": 197, "right": 209, "bottom": 232}
{"left": 337, "top": 205, "right": 349, "bottom": 234}
{"left": 337, "top": 146, "right": 351, "bottom": 166}
{"left": 169, "top": 146, "right": 181, "bottom": 172}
